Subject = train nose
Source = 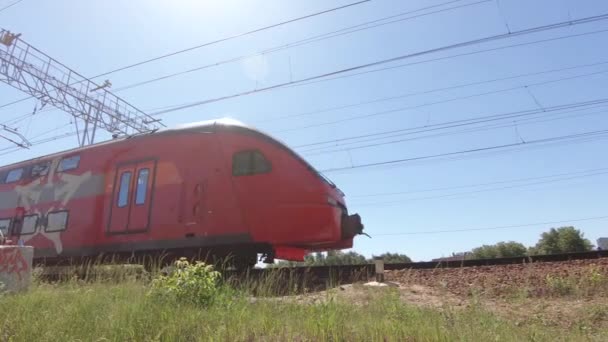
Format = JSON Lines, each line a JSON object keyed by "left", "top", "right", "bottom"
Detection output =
{"left": 341, "top": 213, "right": 365, "bottom": 239}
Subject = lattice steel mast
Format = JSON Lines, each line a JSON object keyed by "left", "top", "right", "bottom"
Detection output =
{"left": 0, "top": 29, "right": 164, "bottom": 147}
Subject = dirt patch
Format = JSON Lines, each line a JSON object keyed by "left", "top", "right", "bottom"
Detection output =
{"left": 385, "top": 258, "right": 608, "bottom": 298}
{"left": 251, "top": 281, "right": 465, "bottom": 310}
{"left": 255, "top": 259, "right": 608, "bottom": 331}
{"left": 383, "top": 258, "right": 608, "bottom": 330}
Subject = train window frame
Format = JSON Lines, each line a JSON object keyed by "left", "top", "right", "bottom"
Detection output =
{"left": 31, "top": 161, "right": 51, "bottom": 178}
{"left": 19, "top": 214, "right": 39, "bottom": 235}
{"left": 57, "top": 155, "right": 81, "bottom": 172}
{"left": 45, "top": 210, "right": 69, "bottom": 232}
{"left": 232, "top": 150, "right": 272, "bottom": 176}
{"left": 134, "top": 168, "right": 150, "bottom": 205}
{"left": 0, "top": 218, "right": 10, "bottom": 237}
{"left": 4, "top": 167, "right": 24, "bottom": 183}
{"left": 117, "top": 171, "right": 132, "bottom": 208}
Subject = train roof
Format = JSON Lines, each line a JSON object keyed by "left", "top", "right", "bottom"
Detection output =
{"left": 0, "top": 118, "right": 263, "bottom": 167}
{"left": 0, "top": 118, "right": 321, "bottom": 177}
{"left": 159, "top": 117, "right": 253, "bottom": 133}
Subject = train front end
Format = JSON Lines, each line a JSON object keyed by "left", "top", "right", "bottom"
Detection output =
{"left": 266, "top": 144, "right": 366, "bottom": 263}
{"left": 210, "top": 119, "right": 366, "bottom": 264}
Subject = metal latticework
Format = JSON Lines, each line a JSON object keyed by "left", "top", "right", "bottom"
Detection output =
{"left": 0, "top": 29, "right": 164, "bottom": 146}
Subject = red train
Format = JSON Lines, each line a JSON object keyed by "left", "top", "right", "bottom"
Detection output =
{"left": 0, "top": 119, "right": 364, "bottom": 268}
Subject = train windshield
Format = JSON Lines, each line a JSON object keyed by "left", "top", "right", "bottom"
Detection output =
{"left": 317, "top": 171, "right": 336, "bottom": 188}
{"left": 223, "top": 123, "right": 338, "bottom": 189}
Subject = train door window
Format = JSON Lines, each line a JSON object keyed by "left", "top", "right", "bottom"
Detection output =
{"left": 57, "top": 155, "right": 80, "bottom": 172}
{"left": 232, "top": 150, "right": 271, "bottom": 176}
{"left": 5, "top": 168, "right": 23, "bottom": 183}
{"left": 0, "top": 218, "right": 10, "bottom": 236}
{"left": 46, "top": 211, "right": 68, "bottom": 232}
{"left": 135, "top": 168, "right": 149, "bottom": 205}
{"left": 31, "top": 161, "right": 51, "bottom": 177}
{"left": 20, "top": 214, "right": 38, "bottom": 235}
{"left": 117, "top": 171, "right": 132, "bottom": 207}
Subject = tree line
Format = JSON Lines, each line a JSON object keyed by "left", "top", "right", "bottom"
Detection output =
{"left": 271, "top": 225, "right": 597, "bottom": 266}
{"left": 462, "top": 226, "right": 595, "bottom": 260}
{"left": 271, "top": 251, "right": 412, "bottom": 267}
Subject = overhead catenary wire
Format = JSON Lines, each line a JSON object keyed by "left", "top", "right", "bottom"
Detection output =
{"left": 3, "top": 63, "right": 608, "bottom": 159}
{"left": 271, "top": 27, "right": 608, "bottom": 97}
{"left": 319, "top": 128, "right": 608, "bottom": 173}
{"left": 3, "top": 74, "right": 608, "bottom": 158}
{"left": 0, "top": 0, "right": 372, "bottom": 110}
{"left": 113, "top": 0, "right": 489, "bottom": 92}
{"left": 352, "top": 169, "right": 608, "bottom": 206}
{"left": 0, "top": 0, "right": 24, "bottom": 13}
{"left": 256, "top": 59, "right": 608, "bottom": 124}
{"left": 276, "top": 68, "right": 608, "bottom": 134}
{"left": 300, "top": 107, "right": 608, "bottom": 156}
{"left": 149, "top": 12, "right": 608, "bottom": 116}
{"left": 351, "top": 166, "right": 608, "bottom": 198}
{"left": 295, "top": 102, "right": 608, "bottom": 152}
{"left": 90, "top": 0, "right": 373, "bottom": 79}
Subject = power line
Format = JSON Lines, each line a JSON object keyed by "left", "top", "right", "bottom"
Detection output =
{"left": 0, "top": 0, "right": 24, "bottom": 13}
{"left": 149, "top": 12, "right": 608, "bottom": 116}
{"left": 296, "top": 104, "right": 608, "bottom": 152}
{"left": 113, "top": 0, "right": 489, "bottom": 92}
{"left": 277, "top": 68, "right": 608, "bottom": 134}
{"left": 0, "top": 0, "right": 372, "bottom": 110}
{"left": 319, "top": 128, "right": 608, "bottom": 173}
{"left": 352, "top": 169, "right": 608, "bottom": 206}
{"left": 351, "top": 167, "right": 608, "bottom": 198}
{"left": 372, "top": 215, "right": 608, "bottom": 236}
{"left": 0, "top": 130, "right": 77, "bottom": 156}
{"left": 90, "top": 0, "right": 372, "bottom": 79}
{"left": 275, "top": 27, "right": 608, "bottom": 95}
{"left": 4, "top": 79, "right": 606, "bottom": 159}
{"left": 301, "top": 107, "right": 608, "bottom": 156}
{"left": 256, "top": 59, "right": 608, "bottom": 124}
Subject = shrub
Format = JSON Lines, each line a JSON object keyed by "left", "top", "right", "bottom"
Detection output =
{"left": 147, "top": 257, "right": 221, "bottom": 307}
{"left": 545, "top": 274, "right": 574, "bottom": 296}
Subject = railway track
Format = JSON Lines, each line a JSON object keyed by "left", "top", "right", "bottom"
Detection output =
{"left": 36, "top": 249, "right": 608, "bottom": 293}
{"left": 222, "top": 249, "right": 608, "bottom": 289}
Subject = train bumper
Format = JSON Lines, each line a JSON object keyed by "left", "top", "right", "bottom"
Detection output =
{"left": 341, "top": 213, "right": 364, "bottom": 239}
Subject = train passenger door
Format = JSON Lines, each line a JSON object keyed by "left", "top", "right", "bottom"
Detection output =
{"left": 108, "top": 160, "right": 157, "bottom": 234}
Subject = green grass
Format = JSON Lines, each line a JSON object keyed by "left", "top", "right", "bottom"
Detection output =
{"left": 1, "top": 273, "right": 607, "bottom": 342}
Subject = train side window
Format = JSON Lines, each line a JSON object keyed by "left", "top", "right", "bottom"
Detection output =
{"left": 135, "top": 168, "right": 149, "bottom": 205}
{"left": 31, "top": 161, "right": 51, "bottom": 177}
{"left": 0, "top": 218, "right": 10, "bottom": 236}
{"left": 20, "top": 214, "right": 38, "bottom": 235}
{"left": 253, "top": 151, "right": 271, "bottom": 173}
{"left": 46, "top": 211, "right": 68, "bottom": 232}
{"left": 232, "top": 150, "right": 271, "bottom": 176}
{"left": 57, "top": 155, "right": 80, "bottom": 172}
{"left": 5, "top": 168, "right": 23, "bottom": 183}
{"left": 117, "top": 171, "right": 132, "bottom": 207}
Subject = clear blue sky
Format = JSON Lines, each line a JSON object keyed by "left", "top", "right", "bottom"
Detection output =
{"left": 1, "top": 0, "right": 607, "bottom": 261}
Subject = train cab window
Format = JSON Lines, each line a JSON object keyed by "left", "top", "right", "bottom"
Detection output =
{"left": 5, "top": 168, "right": 23, "bottom": 183}
{"left": 117, "top": 171, "right": 132, "bottom": 207}
{"left": 46, "top": 211, "right": 68, "bottom": 232}
{"left": 232, "top": 150, "right": 271, "bottom": 176}
{"left": 57, "top": 155, "right": 80, "bottom": 172}
{"left": 135, "top": 168, "right": 149, "bottom": 205}
{"left": 20, "top": 214, "right": 38, "bottom": 235}
{"left": 31, "top": 161, "right": 51, "bottom": 177}
{"left": 0, "top": 218, "right": 10, "bottom": 236}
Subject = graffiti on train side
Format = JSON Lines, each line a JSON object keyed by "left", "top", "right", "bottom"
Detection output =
{"left": 10, "top": 157, "right": 96, "bottom": 255}
{"left": 0, "top": 247, "right": 29, "bottom": 281}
